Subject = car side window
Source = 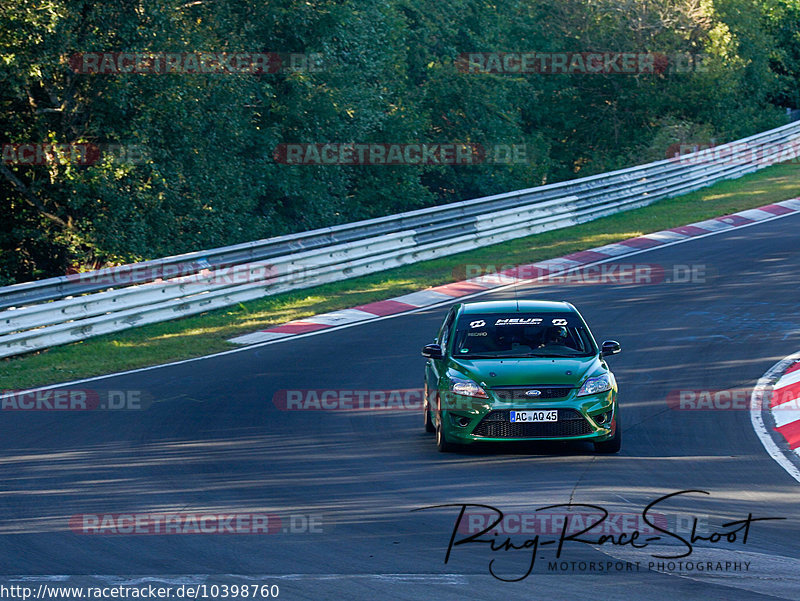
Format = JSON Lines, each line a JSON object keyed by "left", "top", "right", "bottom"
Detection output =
{"left": 439, "top": 308, "right": 456, "bottom": 353}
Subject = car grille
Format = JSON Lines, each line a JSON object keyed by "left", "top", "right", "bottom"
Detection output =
{"left": 491, "top": 386, "right": 573, "bottom": 401}
{"left": 472, "top": 409, "right": 593, "bottom": 438}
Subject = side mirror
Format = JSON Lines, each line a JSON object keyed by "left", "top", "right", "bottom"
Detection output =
{"left": 601, "top": 340, "right": 621, "bottom": 356}
{"left": 421, "top": 343, "right": 444, "bottom": 359}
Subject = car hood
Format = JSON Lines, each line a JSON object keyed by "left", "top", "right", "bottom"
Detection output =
{"left": 449, "top": 355, "right": 601, "bottom": 387}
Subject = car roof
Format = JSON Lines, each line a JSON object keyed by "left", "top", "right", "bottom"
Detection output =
{"left": 458, "top": 300, "right": 574, "bottom": 314}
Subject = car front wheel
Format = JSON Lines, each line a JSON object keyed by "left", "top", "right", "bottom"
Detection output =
{"left": 424, "top": 384, "right": 435, "bottom": 433}
{"left": 436, "top": 419, "right": 454, "bottom": 452}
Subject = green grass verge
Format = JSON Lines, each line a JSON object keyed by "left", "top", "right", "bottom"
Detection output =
{"left": 3, "top": 161, "right": 800, "bottom": 390}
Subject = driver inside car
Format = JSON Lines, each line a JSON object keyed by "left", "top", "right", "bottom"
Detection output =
{"left": 539, "top": 325, "right": 573, "bottom": 352}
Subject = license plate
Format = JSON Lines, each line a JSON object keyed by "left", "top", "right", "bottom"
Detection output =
{"left": 510, "top": 410, "right": 558, "bottom": 423}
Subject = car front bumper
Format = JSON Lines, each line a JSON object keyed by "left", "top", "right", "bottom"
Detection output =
{"left": 438, "top": 390, "right": 617, "bottom": 444}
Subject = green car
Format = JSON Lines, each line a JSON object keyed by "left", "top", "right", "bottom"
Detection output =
{"left": 422, "top": 300, "right": 621, "bottom": 453}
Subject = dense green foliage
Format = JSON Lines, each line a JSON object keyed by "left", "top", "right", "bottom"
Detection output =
{"left": 1, "top": 0, "right": 797, "bottom": 284}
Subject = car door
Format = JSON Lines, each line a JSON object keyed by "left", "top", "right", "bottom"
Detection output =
{"left": 426, "top": 306, "right": 457, "bottom": 422}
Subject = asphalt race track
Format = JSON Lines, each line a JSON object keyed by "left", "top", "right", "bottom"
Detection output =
{"left": 2, "top": 214, "right": 800, "bottom": 600}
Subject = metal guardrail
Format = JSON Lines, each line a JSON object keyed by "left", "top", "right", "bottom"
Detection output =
{"left": 2, "top": 120, "right": 799, "bottom": 358}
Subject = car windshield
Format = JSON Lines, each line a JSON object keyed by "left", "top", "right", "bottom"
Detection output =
{"left": 452, "top": 312, "right": 597, "bottom": 358}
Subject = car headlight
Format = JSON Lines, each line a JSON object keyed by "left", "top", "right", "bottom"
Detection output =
{"left": 450, "top": 378, "right": 488, "bottom": 398}
{"left": 577, "top": 374, "right": 612, "bottom": 397}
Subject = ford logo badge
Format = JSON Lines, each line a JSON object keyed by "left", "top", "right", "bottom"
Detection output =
{"left": 525, "top": 390, "right": 542, "bottom": 397}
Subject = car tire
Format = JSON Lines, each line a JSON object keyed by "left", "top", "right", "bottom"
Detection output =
{"left": 424, "top": 406, "right": 435, "bottom": 433}
{"left": 594, "top": 418, "right": 621, "bottom": 454}
{"left": 436, "top": 420, "right": 454, "bottom": 452}
{"left": 424, "top": 386, "right": 435, "bottom": 433}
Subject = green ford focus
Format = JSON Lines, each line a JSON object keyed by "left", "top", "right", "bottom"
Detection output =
{"left": 422, "top": 300, "right": 621, "bottom": 453}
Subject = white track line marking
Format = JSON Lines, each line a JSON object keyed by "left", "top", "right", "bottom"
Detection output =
{"left": 772, "top": 406, "right": 800, "bottom": 429}
{"left": 774, "top": 368, "right": 800, "bottom": 390}
{"left": 750, "top": 351, "right": 800, "bottom": 485}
